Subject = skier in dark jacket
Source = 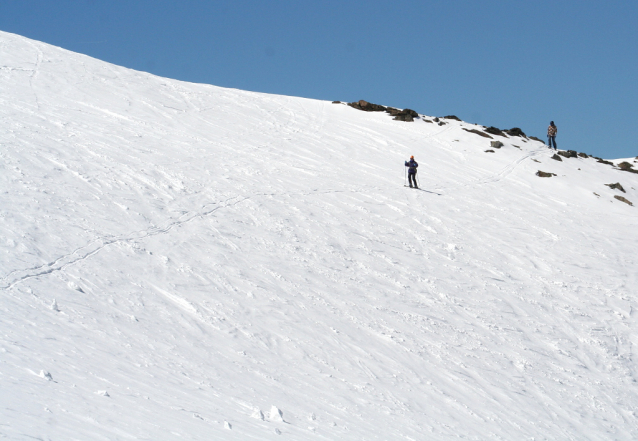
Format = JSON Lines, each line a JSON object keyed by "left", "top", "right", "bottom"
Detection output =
{"left": 405, "top": 156, "right": 418, "bottom": 188}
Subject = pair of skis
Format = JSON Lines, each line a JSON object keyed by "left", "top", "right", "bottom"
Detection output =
{"left": 404, "top": 185, "right": 442, "bottom": 196}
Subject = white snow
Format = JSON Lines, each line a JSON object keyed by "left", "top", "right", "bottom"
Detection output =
{"left": 38, "top": 370, "right": 53, "bottom": 381}
{"left": 269, "top": 405, "right": 285, "bottom": 423}
{"left": 1, "top": 30, "right": 637, "bottom": 440}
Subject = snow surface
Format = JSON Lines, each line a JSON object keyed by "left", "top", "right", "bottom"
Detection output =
{"left": 1, "top": 30, "right": 638, "bottom": 440}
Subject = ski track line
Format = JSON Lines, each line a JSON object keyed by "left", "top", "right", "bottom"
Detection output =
{"left": 433, "top": 146, "right": 546, "bottom": 193}
{"left": 0, "top": 186, "right": 371, "bottom": 292}
{"left": 26, "top": 40, "right": 43, "bottom": 111}
{"left": 0, "top": 195, "right": 246, "bottom": 291}
{"left": 474, "top": 147, "right": 546, "bottom": 185}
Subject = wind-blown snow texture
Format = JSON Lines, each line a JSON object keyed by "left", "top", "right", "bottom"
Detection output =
{"left": 1, "top": 31, "right": 637, "bottom": 440}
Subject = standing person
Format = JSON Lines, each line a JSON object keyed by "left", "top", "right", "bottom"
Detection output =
{"left": 405, "top": 155, "right": 418, "bottom": 188}
{"left": 547, "top": 121, "right": 558, "bottom": 150}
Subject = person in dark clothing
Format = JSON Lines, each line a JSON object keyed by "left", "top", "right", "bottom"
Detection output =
{"left": 547, "top": 121, "right": 557, "bottom": 150}
{"left": 405, "top": 155, "right": 418, "bottom": 188}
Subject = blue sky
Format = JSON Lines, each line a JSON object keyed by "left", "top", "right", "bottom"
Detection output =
{"left": 2, "top": 0, "right": 636, "bottom": 158}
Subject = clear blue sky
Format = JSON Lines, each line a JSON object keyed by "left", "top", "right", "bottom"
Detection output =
{"left": 2, "top": 0, "right": 636, "bottom": 158}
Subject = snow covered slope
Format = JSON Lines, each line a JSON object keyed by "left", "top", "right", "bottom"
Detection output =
{"left": 1, "top": 30, "right": 637, "bottom": 440}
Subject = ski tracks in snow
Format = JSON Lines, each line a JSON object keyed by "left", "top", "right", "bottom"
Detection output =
{"left": 0, "top": 195, "right": 248, "bottom": 290}
{"left": 472, "top": 146, "right": 546, "bottom": 186}
{"left": 25, "top": 40, "right": 43, "bottom": 111}
{"left": 0, "top": 184, "right": 369, "bottom": 291}
{"left": 432, "top": 144, "right": 547, "bottom": 194}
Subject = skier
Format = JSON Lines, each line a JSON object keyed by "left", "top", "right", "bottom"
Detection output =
{"left": 405, "top": 155, "right": 419, "bottom": 188}
{"left": 547, "top": 121, "right": 557, "bottom": 150}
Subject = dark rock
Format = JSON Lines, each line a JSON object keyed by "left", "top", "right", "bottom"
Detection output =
{"left": 529, "top": 136, "right": 543, "bottom": 143}
{"left": 332, "top": 101, "right": 341, "bottom": 104}
{"left": 506, "top": 127, "right": 526, "bottom": 137}
{"left": 614, "top": 195, "right": 633, "bottom": 206}
{"left": 348, "top": 100, "right": 386, "bottom": 112}
{"left": 387, "top": 107, "right": 417, "bottom": 122}
{"left": 617, "top": 161, "right": 637, "bottom": 171}
{"left": 557, "top": 150, "right": 578, "bottom": 158}
{"left": 605, "top": 183, "right": 626, "bottom": 193}
{"left": 393, "top": 113, "right": 414, "bottom": 122}
{"left": 462, "top": 128, "right": 493, "bottom": 138}
{"left": 536, "top": 171, "right": 556, "bottom": 178}
{"left": 443, "top": 115, "right": 461, "bottom": 121}
{"left": 485, "top": 150, "right": 495, "bottom": 153}
{"left": 551, "top": 154, "right": 562, "bottom": 161}
{"left": 433, "top": 117, "right": 440, "bottom": 122}
{"left": 595, "top": 157, "right": 614, "bottom": 166}
{"left": 578, "top": 152, "right": 589, "bottom": 158}
{"left": 490, "top": 141, "right": 504, "bottom": 148}
{"left": 423, "top": 119, "right": 433, "bottom": 123}
{"left": 438, "top": 121, "right": 446, "bottom": 126}
{"left": 485, "top": 126, "right": 505, "bottom": 137}
{"left": 385, "top": 107, "right": 400, "bottom": 116}
{"left": 385, "top": 107, "right": 397, "bottom": 115}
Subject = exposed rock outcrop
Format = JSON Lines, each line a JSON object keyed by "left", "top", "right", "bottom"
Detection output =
{"left": 614, "top": 195, "right": 633, "bottom": 206}
{"left": 485, "top": 126, "right": 506, "bottom": 137}
{"left": 348, "top": 100, "right": 419, "bottom": 122}
{"left": 393, "top": 113, "right": 414, "bottom": 122}
{"left": 617, "top": 162, "right": 638, "bottom": 174}
{"left": 348, "top": 100, "right": 386, "bottom": 112}
{"left": 389, "top": 108, "right": 418, "bottom": 122}
{"left": 594, "top": 157, "right": 614, "bottom": 166}
{"left": 506, "top": 127, "right": 526, "bottom": 137}
{"left": 557, "top": 150, "right": 578, "bottom": 158}
{"left": 605, "top": 183, "right": 626, "bottom": 193}
{"left": 463, "top": 128, "right": 493, "bottom": 139}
